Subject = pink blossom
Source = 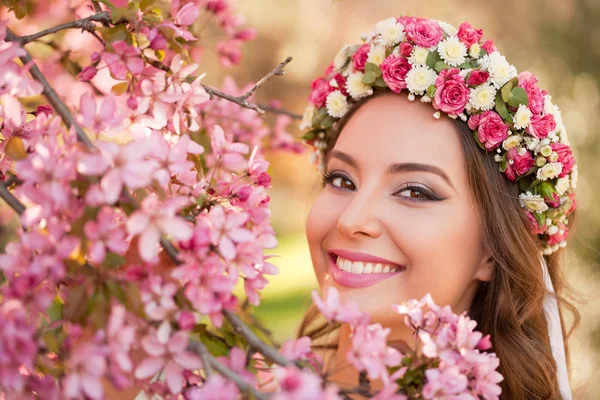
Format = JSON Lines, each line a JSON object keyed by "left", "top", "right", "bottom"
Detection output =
{"left": 84, "top": 206, "right": 129, "bottom": 264}
{"left": 79, "top": 65, "right": 97, "bottom": 81}
{"left": 147, "top": 132, "right": 205, "bottom": 188}
{"left": 457, "top": 22, "right": 483, "bottom": 47}
{"left": 141, "top": 276, "right": 178, "bottom": 320}
{"left": 135, "top": 323, "right": 203, "bottom": 394}
{"left": 504, "top": 147, "right": 534, "bottom": 182}
{"left": 481, "top": 39, "right": 497, "bottom": 54}
{"left": 466, "top": 70, "right": 490, "bottom": 86}
{"left": 127, "top": 193, "right": 193, "bottom": 262}
{"left": 106, "top": 305, "right": 136, "bottom": 387}
{"left": 527, "top": 113, "right": 556, "bottom": 139}
{"left": 76, "top": 140, "right": 157, "bottom": 205}
{"left": 550, "top": 142, "right": 575, "bottom": 177}
{"left": 518, "top": 71, "right": 545, "bottom": 114}
{"left": 352, "top": 43, "right": 370, "bottom": 72}
{"left": 526, "top": 212, "right": 546, "bottom": 235}
{"left": 405, "top": 19, "right": 443, "bottom": 48}
{"left": 210, "top": 124, "right": 250, "bottom": 172}
{"left": 162, "top": 2, "right": 200, "bottom": 41}
{"left": 184, "top": 374, "right": 239, "bottom": 399}
{"left": 79, "top": 93, "right": 123, "bottom": 135}
{"left": 147, "top": 27, "right": 167, "bottom": 50}
{"left": 63, "top": 342, "right": 107, "bottom": 400}
{"left": 0, "top": 61, "right": 42, "bottom": 97}
{"left": 347, "top": 323, "right": 402, "bottom": 382}
{"left": 311, "top": 287, "right": 366, "bottom": 325}
{"left": 280, "top": 337, "right": 313, "bottom": 361}
{"left": 234, "top": 28, "right": 257, "bottom": 41}
{"left": 433, "top": 68, "right": 469, "bottom": 115}
{"left": 216, "top": 347, "right": 257, "bottom": 386}
{"left": 272, "top": 366, "right": 330, "bottom": 400}
{"left": 103, "top": 40, "right": 145, "bottom": 80}
{"left": 380, "top": 55, "right": 412, "bottom": 93}
{"left": 547, "top": 222, "right": 569, "bottom": 246}
{"left": 422, "top": 366, "right": 468, "bottom": 399}
{"left": 308, "top": 76, "right": 332, "bottom": 108}
{"left": 217, "top": 39, "right": 243, "bottom": 67}
{"left": 209, "top": 204, "right": 254, "bottom": 260}
{"left": 468, "top": 111, "right": 509, "bottom": 150}
{"left": 400, "top": 42, "right": 413, "bottom": 57}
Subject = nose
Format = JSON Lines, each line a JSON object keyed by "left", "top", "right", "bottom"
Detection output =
{"left": 336, "top": 187, "right": 383, "bottom": 239}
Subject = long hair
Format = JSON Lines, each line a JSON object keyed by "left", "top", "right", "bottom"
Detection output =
{"left": 298, "top": 92, "right": 580, "bottom": 399}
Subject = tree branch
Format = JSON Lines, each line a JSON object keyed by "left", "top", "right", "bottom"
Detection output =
{"left": 223, "top": 310, "right": 293, "bottom": 367}
{"left": 15, "top": 11, "right": 111, "bottom": 44}
{"left": 256, "top": 103, "right": 302, "bottom": 120}
{"left": 188, "top": 340, "right": 269, "bottom": 400}
{"left": 0, "top": 182, "right": 25, "bottom": 215}
{"left": 239, "top": 57, "right": 292, "bottom": 101}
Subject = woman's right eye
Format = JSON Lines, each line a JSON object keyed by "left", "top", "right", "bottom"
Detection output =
{"left": 321, "top": 172, "right": 356, "bottom": 191}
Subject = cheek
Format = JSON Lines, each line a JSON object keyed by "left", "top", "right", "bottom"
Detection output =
{"left": 306, "top": 192, "right": 341, "bottom": 286}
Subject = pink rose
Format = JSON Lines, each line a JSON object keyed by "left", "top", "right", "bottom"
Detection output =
{"left": 526, "top": 212, "right": 546, "bottom": 235}
{"left": 466, "top": 70, "right": 490, "bottom": 86}
{"left": 550, "top": 143, "right": 575, "bottom": 177}
{"left": 457, "top": 22, "right": 483, "bottom": 46}
{"left": 545, "top": 192, "right": 561, "bottom": 208}
{"left": 468, "top": 111, "right": 509, "bottom": 150}
{"left": 527, "top": 113, "right": 556, "bottom": 139}
{"left": 331, "top": 73, "right": 348, "bottom": 96}
{"left": 352, "top": 44, "right": 370, "bottom": 72}
{"left": 433, "top": 68, "right": 469, "bottom": 115}
{"left": 504, "top": 147, "right": 534, "bottom": 181}
{"left": 400, "top": 42, "right": 413, "bottom": 57}
{"left": 308, "top": 77, "right": 331, "bottom": 108}
{"left": 405, "top": 19, "right": 443, "bottom": 48}
{"left": 324, "top": 62, "right": 335, "bottom": 76}
{"left": 380, "top": 55, "right": 412, "bottom": 93}
{"left": 481, "top": 39, "right": 497, "bottom": 54}
{"left": 518, "top": 71, "right": 544, "bottom": 114}
{"left": 547, "top": 223, "right": 568, "bottom": 246}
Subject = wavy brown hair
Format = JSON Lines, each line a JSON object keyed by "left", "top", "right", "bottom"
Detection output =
{"left": 298, "top": 92, "right": 580, "bottom": 400}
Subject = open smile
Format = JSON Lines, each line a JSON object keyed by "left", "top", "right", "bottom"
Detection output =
{"left": 327, "top": 249, "right": 406, "bottom": 288}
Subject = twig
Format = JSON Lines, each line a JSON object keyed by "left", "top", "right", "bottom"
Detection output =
{"left": 188, "top": 340, "right": 269, "bottom": 400}
{"left": 239, "top": 57, "right": 292, "bottom": 101}
{"left": 15, "top": 11, "right": 111, "bottom": 44}
{"left": 190, "top": 339, "right": 212, "bottom": 378}
{"left": 0, "top": 183, "right": 25, "bottom": 215}
{"left": 256, "top": 103, "right": 302, "bottom": 120}
{"left": 223, "top": 310, "right": 293, "bottom": 367}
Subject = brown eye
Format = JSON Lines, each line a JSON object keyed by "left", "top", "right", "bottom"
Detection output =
{"left": 399, "top": 189, "right": 428, "bottom": 200}
{"left": 332, "top": 176, "right": 355, "bottom": 190}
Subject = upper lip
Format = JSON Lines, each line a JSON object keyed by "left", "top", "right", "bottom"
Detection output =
{"left": 328, "top": 249, "right": 403, "bottom": 267}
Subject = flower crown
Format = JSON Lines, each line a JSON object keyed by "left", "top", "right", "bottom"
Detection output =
{"left": 299, "top": 16, "right": 577, "bottom": 255}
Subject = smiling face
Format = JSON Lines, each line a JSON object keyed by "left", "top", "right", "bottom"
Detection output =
{"left": 306, "top": 93, "right": 494, "bottom": 335}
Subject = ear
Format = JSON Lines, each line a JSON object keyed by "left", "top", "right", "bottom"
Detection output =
{"left": 474, "top": 250, "right": 495, "bottom": 282}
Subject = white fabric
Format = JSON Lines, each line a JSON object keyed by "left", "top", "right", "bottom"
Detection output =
{"left": 541, "top": 257, "right": 572, "bottom": 399}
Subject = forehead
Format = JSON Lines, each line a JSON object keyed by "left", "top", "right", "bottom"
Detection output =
{"left": 332, "top": 94, "right": 467, "bottom": 177}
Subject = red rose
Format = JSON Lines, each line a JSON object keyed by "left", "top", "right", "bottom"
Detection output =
{"left": 550, "top": 142, "right": 575, "bottom": 177}
{"left": 481, "top": 39, "right": 497, "bottom": 54}
{"left": 308, "top": 77, "right": 331, "bottom": 108}
{"left": 518, "top": 71, "right": 544, "bottom": 114}
{"left": 526, "top": 212, "right": 546, "bottom": 235}
{"left": 504, "top": 147, "right": 534, "bottom": 181}
{"left": 433, "top": 68, "right": 469, "bottom": 115}
{"left": 527, "top": 113, "right": 556, "bottom": 139}
{"left": 469, "top": 111, "right": 509, "bottom": 150}
{"left": 400, "top": 42, "right": 413, "bottom": 57}
{"left": 466, "top": 70, "right": 490, "bottom": 86}
{"left": 380, "top": 55, "right": 412, "bottom": 93}
{"left": 405, "top": 19, "right": 443, "bottom": 48}
{"left": 352, "top": 44, "right": 370, "bottom": 73}
{"left": 331, "top": 73, "right": 348, "bottom": 96}
{"left": 457, "top": 22, "right": 483, "bottom": 46}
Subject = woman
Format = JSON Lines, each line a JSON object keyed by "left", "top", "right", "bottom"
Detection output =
{"left": 298, "top": 16, "right": 580, "bottom": 399}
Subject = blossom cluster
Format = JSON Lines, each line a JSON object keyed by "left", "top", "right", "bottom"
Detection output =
{"left": 299, "top": 16, "right": 577, "bottom": 254}
{"left": 312, "top": 288, "right": 504, "bottom": 399}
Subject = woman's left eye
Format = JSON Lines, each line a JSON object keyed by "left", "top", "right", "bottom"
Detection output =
{"left": 394, "top": 185, "right": 442, "bottom": 202}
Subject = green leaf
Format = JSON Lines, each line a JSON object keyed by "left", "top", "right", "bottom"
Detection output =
{"left": 434, "top": 61, "right": 449, "bottom": 73}
{"left": 426, "top": 84, "right": 437, "bottom": 98}
{"left": 106, "top": 280, "right": 127, "bottom": 304}
{"left": 140, "top": 0, "right": 156, "bottom": 10}
{"left": 472, "top": 130, "right": 486, "bottom": 151}
{"left": 458, "top": 61, "right": 472, "bottom": 69}
{"left": 199, "top": 335, "right": 230, "bottom": 357}
{"left": 125, "top": 283, "right": 144, "bottom": 316}
{"left": 500, "top": 80, "right": 514, "bottom": 103}
{"left": 101, "top": 252, "right": 126, "bottom": 269}
{"left": 537, "top": 182, "right": 556, "bottom": 199}
{"left": 426, "top": 51, "right": 441, "bottom": 69}
{"left": 494, "top": 91, "right": 509, "bottom": 120}
{"left": 89, "top": 287, "right": 110, "bottom": 329}
{"left": 373, "top": 76, "right": 387, "bottom": 88}
{"left": 364, "top": 62, "right": 381, "bottom": 76}
{"left": 362, "top": 71, "right": 377, "bottom": 85}
{"left": 47, "top": 296, "right": 64, "bottom": 321}
{"left": 507, "top": 87, "right": 529, "bottom": 108}
{"left": 320, "top": 116, "right": 334, "bottom": 129}
{"left": 63, "top": 285, "right": 89, "bottom": 323}
{"left": 301, "top": 130, "right": 317, "bottom": 142}
{"left": 111, "top": 82, "right": 129, "bottom": 95}
{"left": 533, "top": 211, "right": 546, "bottom": 228}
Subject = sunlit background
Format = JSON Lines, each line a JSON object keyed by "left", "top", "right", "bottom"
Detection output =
{"left": 1, "top": 0, "right": 598, "bottom": 398}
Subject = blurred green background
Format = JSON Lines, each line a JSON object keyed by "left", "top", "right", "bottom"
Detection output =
{"left": 1, "top": 0, "right": 599, "bottom": 398}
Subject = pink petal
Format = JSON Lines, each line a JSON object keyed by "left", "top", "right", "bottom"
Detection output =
{"left": 167, "top": 331, "right": 189, "bottom": 353}
{"left": 176, "top": 3, "right": 200, "bottom": 26}
{"left": 126, "top": 57, "right": 145, "bottom": 74}
{"left": 139, "top": 225, "right": 161, "bottom": 262}
{"left": 173, "top": 351, "right": 203, "bottom": 370}
{"left": 218, "top": 236, "right": 236, "bottom": 261}
{"left": 108, "top": 62, "right": 128, "bottom": 80}
{"left": 165, "top": 360, "right": 184, "bottom": 394}
{"left": 63, "top": 373, "right": 81, "bottom": 398}
{"left": 141, "top": 335, "right": 167, "bottom": 357}
{"left": 228, "top": 228, "right": 254, "bottom": 243}
{"left": 79, "top": 93, "right": 97, "bottom": 126}
{"left": 81, "top": 373, "right": 104, "bottom": 400}
{"left": 127, "top": 211, "right": 149, "bottom": 235}
{"left": 134, "top": 356, "right": 164, "bottom": 380}
{"left": 98, "top": 95, "right": 116, "bottom": 122}
{"left": 100, "top": 168, "right": 124, "bottom": 205}
{"left": 157, "top": 216, "right": 193, "bottom": 241}
{"left": 87, "top": 241, "right": 106, "bottom": 264}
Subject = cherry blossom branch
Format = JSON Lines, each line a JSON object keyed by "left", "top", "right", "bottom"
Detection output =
{"left": 0, "top": 182, "right": 25, "bottom": 215}
{"left": 188, "top": 340, "right": 270, "bottom": 400}
{"left": 223, "top": 310, "right": 294, "bottom": 367}
{"left": 256, "top": 103, "right": 302, "bottom": 120}
{"left": 14, "top": 11, "right": 111, "bottom": 44}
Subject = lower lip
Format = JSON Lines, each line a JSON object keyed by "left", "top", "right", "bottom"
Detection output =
{"left": 328, "top": 254, "right": 404, "bottom": 288}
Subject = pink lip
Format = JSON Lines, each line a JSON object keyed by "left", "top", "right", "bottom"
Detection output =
{"left": 327, "top": 250, "right": 405, "bottom": 289}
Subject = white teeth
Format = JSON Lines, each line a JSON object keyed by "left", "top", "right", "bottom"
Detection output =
{"left": 336, "top": 257, "right": 402, "bottom": 275}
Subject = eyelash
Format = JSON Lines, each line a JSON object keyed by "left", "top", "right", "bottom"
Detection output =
{"left": 321, "top": 171, "right": 444, "bottom": 202}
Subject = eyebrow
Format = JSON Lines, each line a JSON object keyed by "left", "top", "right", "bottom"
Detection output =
{"left": 328, "top": 150, "right": 456, "bottom": 190}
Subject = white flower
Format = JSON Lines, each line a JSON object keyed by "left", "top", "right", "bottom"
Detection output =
{"left": 435, "top": 20, "right": 458, "bottom": 36}
{"left": 519, "top": 192, "right": 549, "bottom": 214}
{"left": 325, "top": 90, "right": 349, "bottom": 118}
{"left": 469, "top": 83, "right": 496, "bottom": 111}
{"left": 502, "top": 135, "right": 522, "bottom": 150}
{"left": 409, "top": 47, "right": 429, "bottom": 66}
{"left": 376, "top": 18, "right": 405, "bottom": 46}
{"left": 544, "top": 94, "right": 565, "bottom": 138}
{"left": 406, "top": 66, "right": 437, "bottom": 95}
{"left": 536, "top": 162, "right": 563, "bottom": 181}
{"left": 570, "top": 165, "right": 578, "bottom": 189}
{"left": 479, "top": 52, "right": 517, "bottom": 88}
{"left": 437, "top": 36, "right": 468, "bottom": 67}
{"left": 346, "top": 72, "right": 373, "bottom": 100}
{"left": 469, "top": 43, "right": 481, "bottom": 58}
{"left": 555, "top": 176, "right": 570, "bottom": 195}
{"left": 299, "top": 104, "right": 316, "bottom": 131}
{"left": 513, "top": 104, "right": 533, "bottom": 130}
{"left": 367, "top": 44, "right": 386, "bottom": 66}
{"left": 333, "top": 45, "right": 351, "bottom": 71}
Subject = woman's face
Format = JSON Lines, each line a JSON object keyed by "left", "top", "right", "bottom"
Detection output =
{"left": 306, "top": 94, "right": 493, "bottom": 333}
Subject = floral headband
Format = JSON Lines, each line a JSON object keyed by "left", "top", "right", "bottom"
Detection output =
{"left": 299, "top": 16, "right": 577, "bottom": 255}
